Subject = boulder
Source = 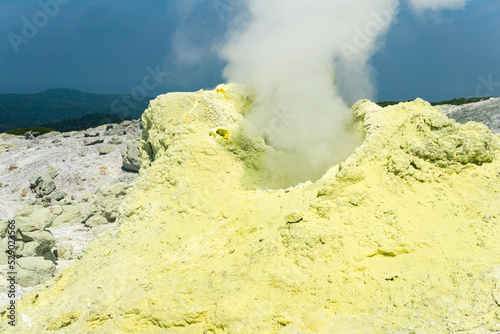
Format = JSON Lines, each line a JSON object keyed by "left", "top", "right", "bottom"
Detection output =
{"left": 59, "top": 199, "right": 74, "bottom": 206}
{"left": 56, "top": 242, "right": 74, "bottom": 260}
{"left": 16, "top": 204, "right": 34, "bottom": 217}
{"left": 16, "top": 216, "right": 45, "bottom": 233}
{"left": 0, "top": 220, "right": 8, "bottom": 238}
{"left": 29, "top": 174, "right": 56, "bottom": 198}
{"left": 6, "top": 208, "right": 53, "bottom": 235}
{"left": 48, "top": 168, "right": 59, "bottom": 179}
{"left": 99, "top": 144, "right": 115, "bottom": 155}
{"left": 52, "top": 206, "right": 82, "bottom": 226}
{"left": 83, "top": 137, "right": 104, "bottom": 146}
{"left": 15, "top": 257, "right": 56, "bottom": 287}
{"left": 84, "top": 129, "right": 99, "bottom": 137}
{"left": 24, "top": 131, "right": 41, "bottom": 140}
{"left": 48, "top": 191, "right": 65, "bottom": 202}
{"left": 121, "top": 141, "right": 141, "bottom": 172}
{"left": 43, "top": 250, "right": 56, "bottom": 262}
{"left": 84, "top": 216, "right": 108, "bottom": 228}
{"left": 19, "top": 230, "right": 55, "bottom": 257}
{"left": 28, "top": 208, "right": 54, "bottom": 229}
{"left": 108, "top": 136, "right": 123, "bottom": 145}
{"left": 83, "top": 183, "right": 130, "bottom": 227}
{"left": 104, "top": 124, "right": 126, "bottom": 136}
{"left": 2, "top": 235, "right": 23, "bottom": 255}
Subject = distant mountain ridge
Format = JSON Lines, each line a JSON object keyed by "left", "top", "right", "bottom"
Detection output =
{"left": 0, "top": 88, "right": 153, "bottom": 132}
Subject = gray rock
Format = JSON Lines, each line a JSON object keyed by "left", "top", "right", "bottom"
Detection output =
{"left": 42, "top": 250, "right": 56, "bottom": 262}
{"left": 52, "top": 139, "right": 61, "bottom": 143}
{"left": 84, "top": 129, "right": 99, "bottom": 137}
{"left": 48, "top": 168, "right": 59, "bottom": 179}
{"left": 52, "top": 206, "right": 82, "bottom": 226}
{"left": 16, "top": 205, "right": 35, "bottom": 217}
{"left": 15, "top": 257, "right": 56, "bottom": 287}
{"left": 121, "top": 141, "right": 141, "bottom": 172}
{"left": 19, "top": 230, "right": 55, "bottom": 256}
{"left": 2, "top": 236, "right": 23, "bottom": 254}
{"left": 48, "top": 191, "right": 65, "bottom": 202}
{"left": 16, "top": 217, "right": 44, "bottom": 233}
{"left": 0, "top": 251, "right": 7, "bottom": 265}
{"left": 83, "top": 137, "right": 104, "bottom": 146}
{"left": 28, "top": 208, "right": 54, "bottom": 229}
{"left": 0, "top": 220, "right": 8, "bottom": 238}
{"left": 99, "top": 144, "right": 115, "bottom": 155}
{"left": 29, "top": 175, "right": 39, "bottom": 189}
{"left": 84, "top": 216, "right": 108, "bottom": 228}
{"left": 104, "top": 124, "right": 126, "bottom": 136}
{"left": 83, "top": 183, "right": 130, "bottom": 227}
{"left": 105, "top": 124, "right": 117, "bottom": 134}
{"left": 108, "top": 136, "right": 123, "bottom": 145}
{"left": 59, "top": 199, "right": 74, "bottom": 206}
{"left": 30, "top": 174, "right": 56, "bottom": 198}
{"left": 56, "top": 242, "right": 74, "bottom": 260}
{"left": 25, "top": 131, "right": 41, "bottom": 140}
{"left": 126, "top": 132, "right": 140, "bottom": 140}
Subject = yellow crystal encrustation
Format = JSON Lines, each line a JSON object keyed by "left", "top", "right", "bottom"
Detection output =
{"left": 6, "top": 84, "right": 500, "bottom": 333}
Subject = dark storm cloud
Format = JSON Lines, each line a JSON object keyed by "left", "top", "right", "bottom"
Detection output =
{"left": 0, "top": 0, "right": 498, "bottom": 102}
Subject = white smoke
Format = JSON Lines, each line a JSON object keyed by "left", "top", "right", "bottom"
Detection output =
{"left": 219, "top": 0, "right": 471, "bottom": 184}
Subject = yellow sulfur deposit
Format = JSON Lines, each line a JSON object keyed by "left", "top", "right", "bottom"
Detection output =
{"left": 5, "top": 84, "right": 500, "bottom": 333}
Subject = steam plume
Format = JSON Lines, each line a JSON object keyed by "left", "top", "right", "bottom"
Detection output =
{"left": 219, "top": 0, "right": 471, "bottom": 184}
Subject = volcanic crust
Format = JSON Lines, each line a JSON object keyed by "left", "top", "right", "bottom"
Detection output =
{"left": 4, "top": 84, "right": 500, "bottom": 333}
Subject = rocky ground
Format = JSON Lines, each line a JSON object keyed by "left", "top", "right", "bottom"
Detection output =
{"left": 4, "top": 86, "right": 497, "bottom": 333}
{"left": 0, "top": 120, "right": 141, "bottom": 309}
{"left": 0, "top": 96, "right": 498, "bottom": 325}
{"left": 438, "top": 97, "right": 500, "bottom": 134}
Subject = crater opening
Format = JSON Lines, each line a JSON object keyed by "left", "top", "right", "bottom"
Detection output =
{"left": 236, "top": 112, "right": 366, "bottom": 190}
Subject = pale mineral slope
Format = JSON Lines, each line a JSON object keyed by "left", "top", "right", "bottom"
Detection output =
{"left": 439, "top": 97, "right": 500, "bottom": 134}
{"left": 5, "top": 85, "right": 500, "bottom": 333}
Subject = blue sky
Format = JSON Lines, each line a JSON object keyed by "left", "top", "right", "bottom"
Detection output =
{"left": 0, "top": 0, "right": 499, "bottom": 102}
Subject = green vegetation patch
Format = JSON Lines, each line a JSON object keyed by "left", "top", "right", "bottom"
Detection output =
{"left": 3, "top": 127, "right": 55, "bottom": 136}
{"left": 377, "top": 96, "right": 492, "bottom": 108}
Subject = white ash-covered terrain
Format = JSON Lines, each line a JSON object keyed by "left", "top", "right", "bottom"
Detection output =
{"left": 439, "top": 97, "right": 500, "bottom": 134}
{"left": 0, "top": 120, "right": 142, "bottom": 309}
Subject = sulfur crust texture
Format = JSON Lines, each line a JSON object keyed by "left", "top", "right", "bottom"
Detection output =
{"left": 5, "top": 85, "right": 500, "bottom": 333}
